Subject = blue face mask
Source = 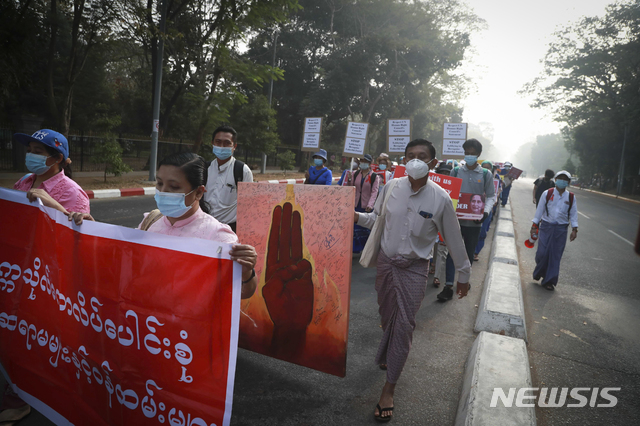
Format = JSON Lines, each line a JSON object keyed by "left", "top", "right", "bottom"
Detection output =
{"left": 378, "top": 164, "right": 387, "bottom": 171}
{"left": 154, "top": 189, "right": 196, "bottom": 218}
{"left": 555, "top": 180, "right": 569, "bottom": 189}
{"left": 25, "top": 153, "right": 53, "bottom": 175}
{"left": 212, "top": 145, "right": 233, "bottom": 160}
{"left": 359, "top": 163, "right": 370, "bottom": 170}
{"left": 464, "top": 155, "right": 478, "bottom": 165}
{"left": 314, "top": 158, "right": 324, "bottom": 166}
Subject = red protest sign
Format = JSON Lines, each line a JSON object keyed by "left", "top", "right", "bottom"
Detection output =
{"left": 494, "top": 178, "right": 500, "bottom": 196}
{"left": 0, "top": 189, "right": 241, "bottom": 426}
{"left": 506, "top": 167, "right": 522, "bottom": 180}
{"left": 393, "top": 164, "right": 407, "bottom": 179}
{"left": 456, "top": 193, "right": 485, "bottom": 220}
{"left": 428, "top": 172, "right": 462, "bottom": 205}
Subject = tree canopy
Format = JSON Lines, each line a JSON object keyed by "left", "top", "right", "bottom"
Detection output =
{"left": 524, "top": 0, "right": 640, "bottom": 187}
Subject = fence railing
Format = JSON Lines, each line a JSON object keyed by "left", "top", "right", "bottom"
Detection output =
{"left": 0, "top": 129, "right": 347, "bottom": 174}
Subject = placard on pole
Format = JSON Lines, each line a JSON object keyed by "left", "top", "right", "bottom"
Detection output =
{"left": 301, "top": 117, "right": 323, "bottom": 153}
{"left": 442, "top": 122, "right": 468, "bottom": 159}
{"left": 387, "top": 119, "right": 411, "bottom": 154}
{"left": 342, "top": 121, "right": 369, "bottom": 157}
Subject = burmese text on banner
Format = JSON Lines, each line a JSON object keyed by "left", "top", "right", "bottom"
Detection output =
{"left": 0, "top": 188, "right": 241, "bottom": 426}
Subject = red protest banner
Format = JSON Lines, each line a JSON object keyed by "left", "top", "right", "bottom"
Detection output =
{"left": 0, "top": 188, "right": 241, "bottom": 426}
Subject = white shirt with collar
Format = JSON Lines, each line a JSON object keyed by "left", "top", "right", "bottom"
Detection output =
{"left": 204, "top": 157, "right": 253, "bottom": 225}
{"left": 357, "top": 177, "right": 471, "bottom": 283}
{"left": 532, "top": 188, "right": 578, "bottom": 228}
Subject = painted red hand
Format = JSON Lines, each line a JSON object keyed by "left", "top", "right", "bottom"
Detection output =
{"left": 262, "top": 202, "right": 314, "bottom": 331}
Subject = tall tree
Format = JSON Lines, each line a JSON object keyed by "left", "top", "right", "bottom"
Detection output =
{"left": 524, "top": 0, "right": 640, "bottom": 185}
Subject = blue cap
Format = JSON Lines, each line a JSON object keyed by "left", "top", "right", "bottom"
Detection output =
{"left": 14, "top": 129, "right": 69, "bottom": 160}
{"left": 313, "top": 149, "right": 327, "bottom": 161}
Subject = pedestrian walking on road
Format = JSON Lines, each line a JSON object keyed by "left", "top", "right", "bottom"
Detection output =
{"left": 305, "top": 148, "right": 333, "bottom": 185}
{"left": 204, "top": 125, "right": 254, "bottom": 233}
{"left": 12, "top": 129, "right": 89, "bottom": 215}
{"left": 474, "top": 160, "right": 496, "bottom": 261}
{"left": 354, "top": 139, "right": 470, "bottom": 422}
{"left": 439, "top": 139, "right": 495, "bottom": 301}
{"left": 531, "top": 170, "right": 578, "bottom": 291}
{"left": 67, "top": 152, "right": 259, "bottom": 299}
{"left": 533, "top": 169, "right": 556, "bottom": 205}
{"left": 500, "top": 161, "right": 515, "bottom": 206}
{"left": 344, "top": 154, "right": 380, "bottom": 253}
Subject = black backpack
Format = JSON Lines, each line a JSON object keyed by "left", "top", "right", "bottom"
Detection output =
{"left": 205, "top": 159, "right": 245, "bottom": 187}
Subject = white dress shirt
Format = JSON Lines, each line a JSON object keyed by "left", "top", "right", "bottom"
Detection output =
{"left": 204, "top": 157, "right": 253, "bottom": 224}
{"left": 357, "top": 177, "right": 471, "bottom": 283}
{"left": 532, "top": 188, "right": 578, "bottom": 228}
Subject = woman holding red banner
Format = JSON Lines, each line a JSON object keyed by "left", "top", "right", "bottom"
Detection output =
{"left": 12, "top": 129, "right": 89, "bottom": 215}
{"left": 67, "top": 152, "right": 258, "bottom": 299}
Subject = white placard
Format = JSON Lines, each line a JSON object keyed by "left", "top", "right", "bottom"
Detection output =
{"left": 388, "top": 136, "right": 410, "bottom": 153}
{"left": 389, "top": 120, "right": 411, "bottom": 136}
{"left": 302, "top": 132, "right": 321, "bottom": 149}
{"left": 346, "top": 122, "right": 369, "bottom": 139}
{"left": 343, "top": 137, "right": 366, "bottom": 156}
{"left": 304, "top": 117, "right": 322, "bottom": 133}
{"left": 443, "top": 123, "right": 467, "bottom": 140}
{"left": 443, "top": 139, "right": 465, "bottom": 156}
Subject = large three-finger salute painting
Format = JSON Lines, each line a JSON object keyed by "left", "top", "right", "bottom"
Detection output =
{"left": 237, "top": 183, "right": 355, "bottom": 377}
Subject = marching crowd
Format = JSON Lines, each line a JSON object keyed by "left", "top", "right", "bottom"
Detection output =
{"left": 4, "top": 125, "right": 578, "bottom": 424}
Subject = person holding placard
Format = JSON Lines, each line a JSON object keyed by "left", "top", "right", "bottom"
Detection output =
{"left": 344, "top": 154, "right": 380, "bottom": 253}
{"left": 499, "top": 161, "right": 515, "bottom": 206}
{"left": 473, "top": 160, "right": 496, "bottom": 261}
{"left": 439, "top": 139, "right": 495, "bottom": 301}
{"left": 376, "top": 153, "right": 394, "bottom": 187}
{"left": 354, "top": 139, "right": 470, "bottom": 422}
{"left": 305, "top": 149, "right": 333, "bottom": 185}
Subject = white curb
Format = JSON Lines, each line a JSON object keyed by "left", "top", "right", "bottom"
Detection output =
{"left": 456, "top": 331, "right": 536, "bottom": 426}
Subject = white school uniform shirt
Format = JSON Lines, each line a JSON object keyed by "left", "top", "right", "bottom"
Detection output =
{"left": 204, "top": 157, "right": 253, "bottom": 225}
{"left": 532, "top": 188, "right": 579, "bottom": 228}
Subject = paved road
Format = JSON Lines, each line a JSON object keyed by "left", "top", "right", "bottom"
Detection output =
{"left": 2, "top": 194, "right": 496, "bottom": 425}
{"left": 510, "top": 179, "right": 640, "bottom": 425}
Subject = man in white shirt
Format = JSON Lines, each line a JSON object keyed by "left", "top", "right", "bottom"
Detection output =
{"left": 354, "top": 139, "right": 470, "bottom": 422}
{"left": 204, "top": 125, "right": 253, "bottom": 232}
{"left": 531, "top": 170, "right": 578, "bottom": 291}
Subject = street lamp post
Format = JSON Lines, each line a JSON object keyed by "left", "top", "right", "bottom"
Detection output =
{"left": 262, "top": 30, "right": 279, "bottom": 174}
{"left": 149, "top": 0, "right": 168, "bottom": 182}
{"left": 616, "top": 124, "right": 629, "bottom": 197}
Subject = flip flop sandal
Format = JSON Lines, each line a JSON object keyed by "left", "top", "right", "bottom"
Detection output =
{"left": 374, "top": 403, "right": 394, "bottom": 422}
{"left": 0, "top": 405, "right": 31, "bottom": 425}
{"left": 543, "top": 283, "right": 555, "bottom": 291}
{"left": 433, "top": 278, "right": 440, "bottom": 288}
{"left": 379, "top": 364, "right": 387, "bottom": 370}
{"left": 473, "top": 254, "right": 479, "bottom": 262}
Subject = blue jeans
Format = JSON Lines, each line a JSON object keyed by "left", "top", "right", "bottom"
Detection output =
{"left": 501, "top": 184, "right": 512, "bottom": 206}
{"left": 445, "top": 226, "right": 481, "bottom": 285}
{"left": 474, "top": 210, "right": 493, "bottom": 255}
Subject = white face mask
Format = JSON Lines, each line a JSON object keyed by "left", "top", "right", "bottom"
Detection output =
{"left": 405, "top": 158, "right": 430, "bottom": 180}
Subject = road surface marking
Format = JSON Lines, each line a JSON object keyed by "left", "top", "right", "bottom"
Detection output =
{"left": 608, "top": 230, "right": 634, "bottom": 247}
{"left": 578, "top": 211, "right": 590, "bottom": 219}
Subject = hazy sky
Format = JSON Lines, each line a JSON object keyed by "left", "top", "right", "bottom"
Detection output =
{"left": 460, "top": 0, "right": 614, "bottom": 160}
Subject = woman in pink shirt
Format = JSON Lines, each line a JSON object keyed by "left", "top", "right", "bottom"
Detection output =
{"left": 68, "top": 152, "right": 257, "bottom": 299}
{"left": 343, "top": 154, "right": 380, "bottom": 253}
{"left": 13, "top": 129, "right": 90, "bottom": 214}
